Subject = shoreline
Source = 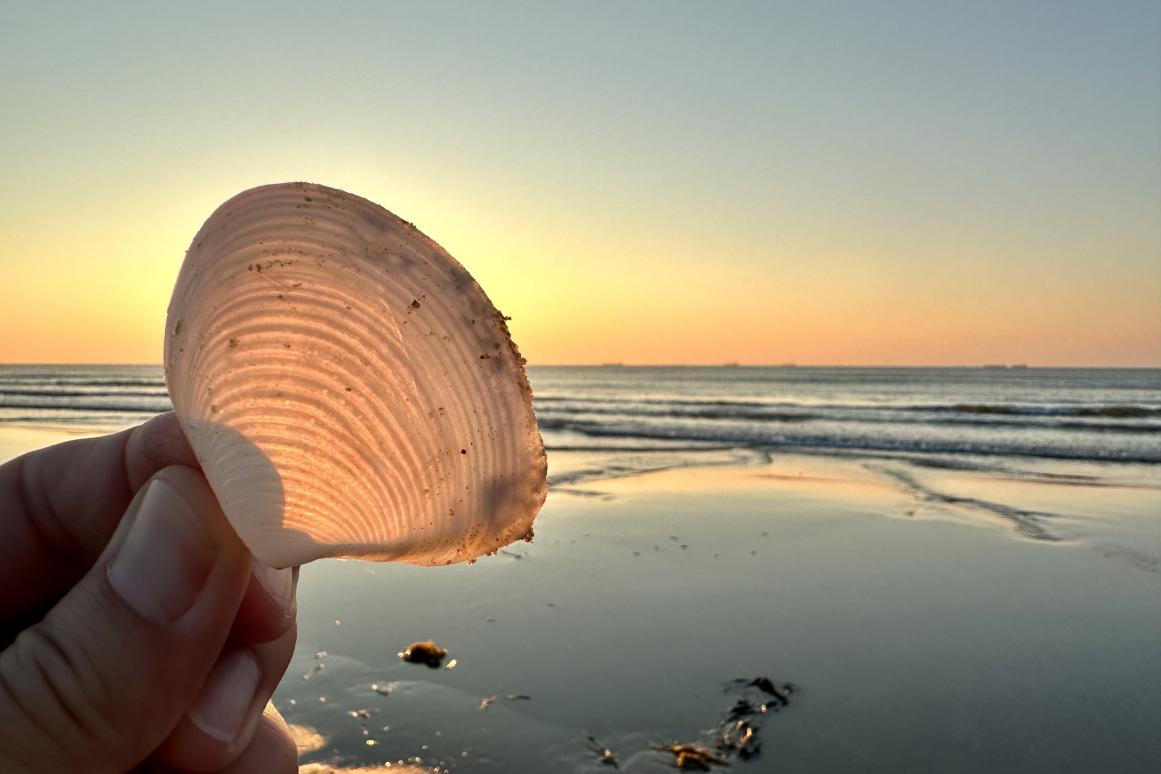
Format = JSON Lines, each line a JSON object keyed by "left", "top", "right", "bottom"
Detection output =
{"left": 4, "top": 423, "right": 1158, "bottom": 564}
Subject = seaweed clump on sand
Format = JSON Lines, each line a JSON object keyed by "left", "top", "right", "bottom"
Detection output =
{"left": 650, "top": 675, "right": 798, "bottom": 769}
{"left": 658, "top": 743, "right": 730, "bottom": 770}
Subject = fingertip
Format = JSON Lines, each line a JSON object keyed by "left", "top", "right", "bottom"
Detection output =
{"left": 150, "top": 466, "right": 247, "bottom": 557}
{"left": 146, "top": 463, "right": 299, "bottom": 645}
{"left": 149, "top": 704, "right": 297, "bottom": 774}
{"left": 154, "top": 625, "right": 296, "bottom": 772}
{"left": 232, "top": 564, "right": 298, "bottom": 644}
{"left": 125, "top": 413, "right": 200, "bottom": 491}
{"left": 221, "top": 705, "right": 298, "bottom": 774}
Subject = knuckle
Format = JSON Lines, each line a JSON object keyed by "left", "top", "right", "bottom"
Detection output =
{"left": 0, "top": 620, "right": 121, "bottom": 768}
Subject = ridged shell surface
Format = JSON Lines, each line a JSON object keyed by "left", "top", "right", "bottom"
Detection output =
{"left": 165, "top": 182, "right": 546, "bottom": 568}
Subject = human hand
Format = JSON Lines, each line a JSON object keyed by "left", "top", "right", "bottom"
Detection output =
{"left": 0, "top": 413, "right": 299, "bottom": 773}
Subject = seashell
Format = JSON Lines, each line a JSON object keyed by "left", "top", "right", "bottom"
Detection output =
{"left": 165, "top": 182, "right": 546, "bottom": 568}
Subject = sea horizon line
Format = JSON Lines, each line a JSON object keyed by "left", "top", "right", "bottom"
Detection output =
{"left": 2, "top": 362, "right": 1160, "bottom": 370}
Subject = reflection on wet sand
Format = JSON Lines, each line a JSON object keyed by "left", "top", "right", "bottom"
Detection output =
{"left": 299, "top": 764, "right": 429, "bottom": 774}
{"left": 292, "top": 723, "right": 429, "bottom": 773}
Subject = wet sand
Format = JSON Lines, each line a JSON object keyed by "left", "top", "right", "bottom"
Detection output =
{"left": 0, "top": 422, "right": 99, "bottom": 463}
{"left": 281, "top": 455, "right": 1160, "bottom": 773}
{"left": 2, "top": 427, "right": 1158, "bottom": 772}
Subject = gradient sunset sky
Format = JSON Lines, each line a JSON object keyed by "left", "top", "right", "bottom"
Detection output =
{"left": 2, "top": 1, "right": 1158, "bottom": 366}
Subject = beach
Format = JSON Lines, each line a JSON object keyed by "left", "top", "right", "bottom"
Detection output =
{"left": 1, "top": 366, "right": 1159, "bottom": 771}
{"left": 283, "top": 455, "right": 1160, "bottom": 773}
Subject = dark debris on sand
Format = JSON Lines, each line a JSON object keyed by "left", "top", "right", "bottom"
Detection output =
{"left": 654, "top": 675, "right": 798, "bottom": 769}
{"left": 480, "top": 693, "right": 532, "bottom": 710}
{"left": 585, "top": 734, "right": 618, "bottom": 767}
{"left": 398, "top": 640, "right": 448, "bottom": 668}
{"left": 657, "top": 743, "right": 729, "bottom": 769}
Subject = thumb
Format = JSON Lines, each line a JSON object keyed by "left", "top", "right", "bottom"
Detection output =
{"left": 0, "top": 466, "right": 253, "bottom": 774}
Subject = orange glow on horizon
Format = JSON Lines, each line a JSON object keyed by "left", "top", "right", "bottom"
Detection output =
{"left": 2, "top": 205, "right": 1157, "bottom": 368}
{"left": 3, "top": 179, "right": 1157, "bottom": 368}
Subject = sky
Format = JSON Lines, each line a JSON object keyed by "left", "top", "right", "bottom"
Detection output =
{"left": 1, "top": 1, "right": 1158, "bottom": 366}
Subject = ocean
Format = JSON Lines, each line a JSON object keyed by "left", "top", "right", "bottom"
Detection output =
{"left": 3, "top": 364, "right": 1159, "bottom": 469}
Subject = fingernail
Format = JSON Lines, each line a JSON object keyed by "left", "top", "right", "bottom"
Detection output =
{"left": 251, "top": 558, "right": 294, "bottom": 614}
{"left": 107, "top": 477, "right": 215, "bottom": 624}
{"left": 187, "top": 648, "right": 261, "bottom": 743}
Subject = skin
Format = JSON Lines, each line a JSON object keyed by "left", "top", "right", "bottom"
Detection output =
{"left": 0, "top": 412, "right": 298, "bottom": 773}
